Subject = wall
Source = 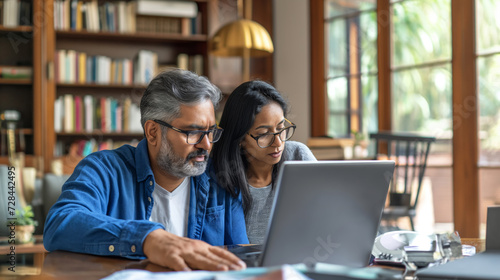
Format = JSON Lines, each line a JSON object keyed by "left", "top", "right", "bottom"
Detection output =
{"left": 273, "top": 0, "right": 311, "bottom": 144}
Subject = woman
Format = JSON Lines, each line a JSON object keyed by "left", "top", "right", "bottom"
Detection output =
{"left": 211, "top": 80, "right": 316, "bottom": 244}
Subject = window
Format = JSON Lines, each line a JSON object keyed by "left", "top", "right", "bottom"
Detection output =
{"left": 476, "top": 0, "right": 500, "bottom": 167}
{"left": 476, "top": 0, "right": 500, "bottom": 232}
{"left": 323, "top": 0, "right": 378, "bottom": 137}
{"left": 312, "top": 0, "right": 495, "bottom": 237}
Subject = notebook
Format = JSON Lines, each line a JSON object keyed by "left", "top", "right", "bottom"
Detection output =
{"left": 415, "top": 206, "right": 500, "bottom": 280}
{"left": 231, "top": 160, "right": 395, "bottom": 268}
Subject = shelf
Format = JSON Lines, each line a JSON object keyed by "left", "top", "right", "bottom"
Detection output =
{"left": 0, "top": 78, "right": 32, "bottom": 84}
{"left": 56, "top": 30, "right": 208, "bottom": 44}
{"left": 57, "top": 83, "right": 147, "bottom": 89}
{"left": 0, "top": 25, "right": 33, "bottom": 33}
{"left": 0, "top": 128, "right": 34, "bottom": 135}
{"left": 57, "top": 131, "right": 143, "bottom": 137}
{"left": 0, "top": 155, "right": 35, "bottom": 166}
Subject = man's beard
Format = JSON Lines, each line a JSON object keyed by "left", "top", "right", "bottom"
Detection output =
{"left": 157, "top": 137, "right": 209, "bottom": 178}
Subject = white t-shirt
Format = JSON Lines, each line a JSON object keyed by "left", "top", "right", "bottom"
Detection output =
{"left": 149, "top": 178, "right": 191, "bottom": 237}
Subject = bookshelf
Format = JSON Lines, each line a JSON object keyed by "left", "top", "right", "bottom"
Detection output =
{"left": 42, "top": 0, "right": 212, "bottom": 172}
{"left": 0, "top": 0, "right": 42, "bottom": 167}
{"left": 0, "top": 0, "right": 274, "bottom": 173}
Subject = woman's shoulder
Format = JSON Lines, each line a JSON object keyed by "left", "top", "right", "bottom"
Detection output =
{"left": 284, "top": 141, "right": 317, "bottom": 161}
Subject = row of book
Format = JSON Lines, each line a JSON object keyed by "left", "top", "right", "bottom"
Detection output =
{"left": 136, "top": 15, "right": 200, "bottom": 36}
{"left": 0, "top": 66, "right": 32, "bottom": 79}
{"left": 55, "top": 49, "right": 158, "bottom": 85}
{"left": 54, "top": 0, "right": 202, "bottom": 35}
{"left": 177, "top": 53, "right": 204, "bottom": 76}
{"left": 54, "top": 138, "right": 140, "bottom": 158}
{"left": 0, "top": 0, "right": 31, "bottom": 27}
{"left": 54, "top": 95, "right": 143, "bottom": 134}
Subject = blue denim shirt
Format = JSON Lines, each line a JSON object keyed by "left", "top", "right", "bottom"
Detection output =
{"left": 43, "top": 139, "right": 248, "bottom": 259}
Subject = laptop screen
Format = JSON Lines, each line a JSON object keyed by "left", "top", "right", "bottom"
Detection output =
{"left": 486, "top": 206, "right": 500, "bottom": 251}
{"left": 258, "top": 160, "right": 395, "bottom": 267}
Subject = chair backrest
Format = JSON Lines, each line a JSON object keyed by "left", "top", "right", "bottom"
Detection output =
{"left": 42, "top": 173, "right": 70, "bottom": 217}
{"left": 370, "top": 132, "right": 436, "bottom": 209}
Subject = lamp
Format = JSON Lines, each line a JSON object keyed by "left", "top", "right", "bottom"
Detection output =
{"left": 209, "top": 0, "right": 273, "bottom": 81}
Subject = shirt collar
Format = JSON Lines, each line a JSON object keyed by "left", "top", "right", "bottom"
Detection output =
{"left": 135, "top": 139, "right": 154, "bottom": 183}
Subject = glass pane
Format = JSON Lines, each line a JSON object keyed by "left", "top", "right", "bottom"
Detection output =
{"left": 477, "top": 56, "right": 500, "bottom": 166}
{"left": 361, "top": 75, "right": 378, "bottom": 136}
{"left": 327, "top": 77, "right": 348, "bottom": 137}
{"left": 392, "top": 64, "right": 452, "bottom": 165}
{"left": 476, "top": 0, "right": 500, "bottom": 53}
{"left": 325, "top": 12, "right": 377, "bottom": 77}
{"left": 325, "top": 19, "right": 347, "bottom": 77}
{"left": 391, "top": 0, "right": 451, "bottom": 67}
{"left": 325, "top": 0, "right": 376, "bottom": 18}
{"left": 327, "top": 77, "right": 348, "bottom": 112}
{"left": 360, "top": 12, "right": 378, "bottom": 73}
{"left": 328, "top": 114, "right": 348, "bottom": 138}
{"left": 480, "top": 168, "right": 500, "bottom": 238}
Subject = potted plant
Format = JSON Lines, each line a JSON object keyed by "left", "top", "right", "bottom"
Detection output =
{"left": 14, "top": 205, "right": 38, "bottom": 244}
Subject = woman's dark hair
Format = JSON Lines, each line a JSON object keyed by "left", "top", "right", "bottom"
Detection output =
{"left": 211, "top": 80, "right": 289, "bottom": 213}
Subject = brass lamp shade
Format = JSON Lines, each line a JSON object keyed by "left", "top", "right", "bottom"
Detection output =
{"left": 209, "top": 19, "right": 274, "bottom": 57}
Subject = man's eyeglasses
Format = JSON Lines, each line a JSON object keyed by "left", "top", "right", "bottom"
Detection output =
{"left": 247, "top": 118, "right": 296, "bottom": 148}
{"left": 153, "top": 119, "right": 224, "bottom": 145}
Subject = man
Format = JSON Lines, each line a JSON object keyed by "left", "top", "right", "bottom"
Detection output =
{"left": 44, "top": 69, "right": 248, "bottom": 271}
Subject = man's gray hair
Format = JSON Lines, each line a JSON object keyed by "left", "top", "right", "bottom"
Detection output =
{"left": 140, "top": 69, "right": 222, "bottom": 129}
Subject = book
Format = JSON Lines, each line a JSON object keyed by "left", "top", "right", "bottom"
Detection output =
{"left": 177, "top": 53, "right": 189, "bottom": 70}
{"left": 76, "top": 0, "right": 82, "bottom": 30}
{"left": 0, "top": 66, "right": 32, "bottom": 79}
{"left": 122, "top": 97, "right": 131, "bottom": 132}
{"left": 192, "top": 54, "right": 203, "bottom": 76}
{"left": 84, "top": 95, "right": 94, "bottom": 132}
{"left": 136, "top": 0, "right": 197, "bottom": 18}
{"left": 126, "top": 1, "right": 136, "bottom": 33}
{"left": 3, "top": 0, "right": 19, "bottom": 27}
{"left": 181, "top": 17, "right": 192, "bottom": 36}
{"left": 78, "top": 52, "right": 86, "bottom": 83}
{"left": 134, "top": 50, "right": 157, "bottom": 85}
{"left": 74, "top": 95, "right": 83, "bottom": 132}
{"left": 70, "top": 0, "right": 77, "bottom": 30}
{"left": 66, "top": 49, "right": 77, "bottom": 83}
{"left": 100, "top": 97, "right": 106, "bottom": 132}
{"left": 54, "top": 96, "right": 63, "bottom": 133}
{"left": 64, "top": 94, "right": 75, "bottom": 132}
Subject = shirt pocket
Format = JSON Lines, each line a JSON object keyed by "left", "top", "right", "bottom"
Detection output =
{"left": 203, "top": 205, "right": 225, "bottom": 245}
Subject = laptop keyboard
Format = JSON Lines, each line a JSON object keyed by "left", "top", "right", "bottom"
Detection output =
{"left": 228, "top": 244, "right": 263, "bottom": 267}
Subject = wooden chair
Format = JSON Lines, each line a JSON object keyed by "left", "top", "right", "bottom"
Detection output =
{"left": 370, "top": 132, "right": 436, "bottom": 231}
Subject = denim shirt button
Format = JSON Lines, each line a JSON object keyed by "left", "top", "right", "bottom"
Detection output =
{"left": 131, "top": 245, "right": 136, "bottom": 253}
{"left": 149, "top": 181, "right": 153, "bottom": 186}
{"left": 108, "top": 245, "right": 115, "bottom": 252}
{"left": 148, "top": 197, "right": 151, "bottom": 203}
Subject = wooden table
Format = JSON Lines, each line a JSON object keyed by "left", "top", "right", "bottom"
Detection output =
{"left": 0, "top": 235, "right": 46, "bottom": 255}
{"left": 0, "top": 239, "right": 487, "bottom": 279}
{"left": 0, "top": 250, "right": 172, "bottom": 279}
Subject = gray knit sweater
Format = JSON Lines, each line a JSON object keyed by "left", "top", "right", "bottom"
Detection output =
{"left": 245, "top": 141, "right": 316, "bottom": 244}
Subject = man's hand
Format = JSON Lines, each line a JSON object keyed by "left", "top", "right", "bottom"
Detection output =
{"left": 143, "top": 229, "right": 247, "bottom": 271}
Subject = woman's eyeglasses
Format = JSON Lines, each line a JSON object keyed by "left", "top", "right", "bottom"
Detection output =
{"left": 153, "top": 119, "right": 224, "bottom": 145}
{"left": 247, "top": 118, "right": 296, "bottom": 148}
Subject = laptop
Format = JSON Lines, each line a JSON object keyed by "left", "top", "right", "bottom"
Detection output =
{"left": 415, "top": 206, "right": 500, "bottom": 280}
{"left": 485, "top": 206, "right": 500, "bottom": 251}
{"left": 231, "top": 160, "right": 395, "bottom": 268}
